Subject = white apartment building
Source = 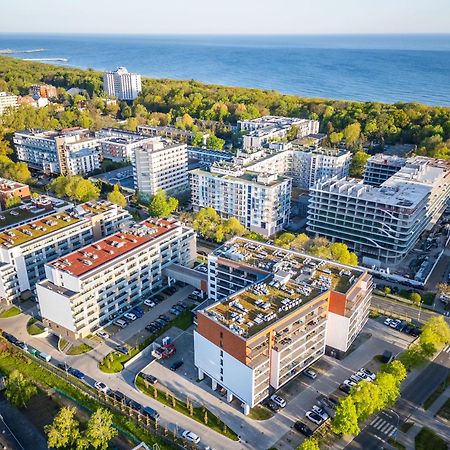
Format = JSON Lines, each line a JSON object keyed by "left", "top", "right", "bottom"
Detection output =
{"left": 0, "top": 201, "right": 130, "bottom": 304}
{"left": 238, "top": 116, "right": 319, "bottom": 150}
{"left": 245, "top": 145, "right": 351, "bottom": 190}
{"left": 95, "top": 128, "right": 156, "bottom": 161}
{"left": 138, "top": 125, "right": 209, "bottom": 145}
{"left": 190, "top": 163, "right": 292, "bottom": 237}
{"left": 194, "top": 238, "right": 372, "bottom": 413}
{"left": 363, "top": 154, "right": 407, "bottom": 186}
{"left": 0, "top": 92, "right": 18, "bottom": 115}
{"left": 14, "top": 128, "right": 101, "bottom": 175}
{"left": 103, "top": 67, "right": 142, "bottom": 101}
{"left": 132, "top": 138, "right": 188, "bottom": 197}
{"left": 308, "top": 159, "right": 450, "bottom": 265}
{"left": 37, "top": 218, "right": 196, "bottom": 339}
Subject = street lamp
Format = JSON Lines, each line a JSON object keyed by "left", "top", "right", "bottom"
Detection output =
{"left": 417, "top": 300, "right": 423, "bottom": 324}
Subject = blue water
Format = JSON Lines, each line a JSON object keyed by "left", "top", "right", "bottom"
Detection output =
{"left": 1, "top": 33, "right": 450, "bottom": 106}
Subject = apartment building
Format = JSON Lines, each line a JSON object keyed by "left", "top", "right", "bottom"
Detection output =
{"left": 132, "top": 138, "right": 188, "bottom": 197}
{"left": 103, "top": 67, "right": 142, "bottom": 101}
{"left": 245, "top": 145, "right": 351, "bottom": 189}
{"left": 14, "top": 128, "right": 101, "bottom": 175}
{"left": 0, "top": 92, "right": 18, "bottom": 115}
{"left": 194, "top": 237, "right": 372, "bottom": 413}
{"left": 238, "top": 116, "right": 319, "bottom": 150}
{"left": 363, "top": 154, "right": 407, "bottom": 186}
{"left": 187, "top": 146, "right": 234, "bottom": 168}
{"left": 308, "top": 159, "right": 450, "bottom": 265}
{"left": 37, "top": 218, "right": 196, "bottom": 339}
{"left": 95, "top": 128, "right": 155, "bottom": 161}
{"left": 138, "top": 125, "right": 209, "bottom": 145}
{"left": 0, "top": 179, "right": 31, "bottom": 210}
{"left": 0, "top": 201, "right": 130, "bottom": 304}
{"left": 29, "top": 84, "right": 58, "bottom": 99}
{"left": 190, "top": 163, "right": 292, "bottom": 237}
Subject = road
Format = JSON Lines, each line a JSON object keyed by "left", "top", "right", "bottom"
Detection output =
{"left": 371, "top": 295, "right": 448, "bottom": 324}
{"left": 347, "top": 345, "right": 450, "bottom": 450}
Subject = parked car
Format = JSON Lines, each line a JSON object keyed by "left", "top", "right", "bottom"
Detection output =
{"left": 355, "top": 370, "right": 372, "bottom": 382}
{"left": 96, "top": 330, "right": 109, "bottom": 339}
{"left": 110, "top": 390, "right": 126, "bottom": 402}
{"left": 94, "top": 381, "right": 109, "bottom": 393}
{"left": 270, "top": 394, "right": 287, "bottom": 408}
{"left": 16, "top": 341, "right": 28, "bottom": 351}
{"left": 127, "top": 399, "right": 142, "bottom": 412}
{"left": 312, "top": 405, "right": 329, "bottom": 420}
{"left": 303, "top": 368, "right": 317, "bottom": 380}
{"left": 140, "top": 373, "right": 158, "bottom": 384}
{"left": 158, "top": 315, "right": 170, "bottom": 323}
{"left": 68, "top": 368, "right": 85, "bottom": 380}
{"left": 389, "top": 319, "right": 401, "bottom": 329}
{"left": 294, "top": 421, "right": 313, "bottom": 437}
{"left": 170, "top": 361, "right": 184, "bottom": 371}
{"left": 382, "top": 350, "right": 393, "bottom": 363}
{"left": 144, "top": 299, "right": 156, "bottom": 307}
{"left": 339, "top": 384, "right": 351, "bottom": 394}
{"left": 145, "top": 324, "right": 158, "bottom": 333}
{"left": 142, "top": 406, "right": 160, "bottom": 421}
{"left": 124, "top": 312, "right": 137, "bottom": 321}
{"left": 182, "top": 430, "right": 200, "bottom": 444}
{"left": 266, "top": 401, "right": 281, "bottom": 412}
{"left": 383, "top": 318, "right": 392, "bottom": 326}
{"left": 37, "top": 352, "right": 52, "bottom": 362}
{"left": 343, "top": 379, "right": 357, "bottom": 387}
{"left": 306, "top": 411, "right": 324, "bottom": 425}
{"left": 114, "top": 319, "right": 127, "bottom": 328}
{"left": 360, "top": 368, "right": 376, "bottom": 380}
{"left": 130, "top": 309, "right": 143, "bottom": 318}
{"left": 116, "top": 345, "right": 129, "bottom": 355}
{"left": 328, "top": 396, "right": 339, "bottom": 409}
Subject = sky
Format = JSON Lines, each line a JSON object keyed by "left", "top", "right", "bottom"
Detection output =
{"left": 1, "top": 0, "right": 450, "bottom": 35}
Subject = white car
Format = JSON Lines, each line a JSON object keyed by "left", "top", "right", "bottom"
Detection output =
{"left": 306, "top": 411, "right": 324, "bottom": 425}
{"left": 389, "top": 319, "right": 401, "bottom": 329}
{"left": 182, "top": 430, "right": 200, "bottom": 444}
{"left": 355, "top": 371, "right": 372, "bottom": 382}
{"left": 124, "top": 312, "right": 137, "bottom": 321}
{"left": 96, "top": 330, "right": 109, "bottom": 339}
{"left": 312, "top": 405, "right": 329, "bottom": 420}
{"left": 303, "top": 368, "right": 317, "bottom": 379}
{"left": 94, "top": 381, "right": 109, "bottom": 393}
{"left": 360, "top": 367, "right": 376, "bottom": 380}
{"left": 192, "top": 290, "right": 202, "bottom": 297}
{"left": 144, "top": 299, "right": 156, "bottom": 307}
{"left": 384, "top": 318, "right": 392, "bottom": 326}
{"left": 270, "top": 394, "right": 287, "bottom": 408}
{"left": 343, "top": 379, "right": 357, "bottom": 387}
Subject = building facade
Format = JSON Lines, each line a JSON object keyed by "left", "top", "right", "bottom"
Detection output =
{"left": 187, "top": 146, "right": 234, "bottom": 168}
{"left": 37, "top": 218, "right": 196, "bottom": 339}
{"left": 14, "top": 128, "right": 101, "bottom": 175}
{"left": 103, "top": 67, "right": 142, "bottom": 101}
{"left": 0, "top": 92, "right": 18, "bottom": 115}
{"left": 132, "top": 138, "right": 188, "bottom": 197}
{"left": 308, "top": 159, "right": 450, "bottom": 264}
{"left": 363, "top": 154, "right": 407, "bottom": 186}
{"left": 190, "top": 163, "right": 292, "bottom": 237}
{"left": 194, "top": 238, "right": 372, "bottom": 413}
{"left": 29, "top": 84, "right": 58, "bottom": 99}
{"left": 238, "top": 116, "right": 319, "bottom": 150}
{"left": 0, "top": 201, "right": 130, "bottom": 304}
{"left": 138, "top": 125, "right": 209, "bottom": 145}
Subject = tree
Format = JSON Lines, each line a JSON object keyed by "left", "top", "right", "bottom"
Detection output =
{"left": 50, "top": 176, "right": 100, "bottom": 202}
{"left": 148, "top": 189, "right": 178, "bottom": 217}
{"left": 329, "top": 131, "right": 343, "bottom": 147}
{"left": 275, "top": 232, "right": 296, "bottom": 248}
{"left": 107, "top": 184, "right": 127, "bottom": 207}
{"left": 45, "top": 406, "right": 80, "bottom": 449}
{"left": 206, "top": 135, "right": 225, "bottom": 150}
{"left": 297, "top": 437, "right": 320, "bottom": 450}
{"left": 5, "top": 195, "right": 22, "bottom": 209}
{"left": 409, "top": 292, "right": 421, "bottom": 305}
{"left": 289, "top": 233, "right": 310, "bottom": 250}
{"left": 399, "top": 343, "right": 427, "bottom": 370}
{"left": 330, "top": 242, "right": 358, "bottom": 266}
{"left": 192, "top": 131, "right": 205, "bottom": 147}
{"left": 287, "top": 125, "right": 299, "bottom": 141}
{"left": 383, "top": 286, "right": 391, "bottom": 295}
{"left": 343, "top": 122, "right": 361, "bottom": 147}
{"left": 222, "top": 217, "right": 246, "bottom": 239}
{"left": 192, "top": 207, "right": 221, "bottom": 240}
{"left": 351, "top": 381, "right": 382, "bottom": 421}
{"left": 4, "top": 370, "right": 37, "bottom": 408}
{"left": 381, "top": 360, "right": 407, "bottom": 384}
{"left": 332, "top": 396, "right": 360, "bottom": 436}
{"left": 420, "top": 316, "right": 450, "bottom": 352}
{"left": 0, "top": 156, "right": 31, "bottom": 184}
{"left": 84, "top": 408, "right": 117, "bottom": 450}
{"left": 373, "top": 373, "right": 400, "bottom": 408}
{"left": 349, "top": 150, "right": 370, "bottom": 178}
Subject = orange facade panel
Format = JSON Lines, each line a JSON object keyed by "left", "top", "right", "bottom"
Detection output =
{"left": 328, "top": 290, "right": 347, "bottom": 316}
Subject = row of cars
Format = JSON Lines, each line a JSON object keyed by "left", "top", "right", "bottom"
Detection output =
{"left": 383, "top": 317, "right": 421, "bottom": 336}
{"left": 2, "top": 332, "right": 52, "bottom": 362}
{"left": 339, "top": 367, "right": 376, "bottom": 394}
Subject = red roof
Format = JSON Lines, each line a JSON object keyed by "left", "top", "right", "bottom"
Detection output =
{"left": 49, "top": 219, "right": 178, "bottom": 277}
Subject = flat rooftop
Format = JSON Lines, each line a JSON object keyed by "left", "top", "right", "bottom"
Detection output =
{"left": 48, "top": 218, "right": 180, "bottom": 277}
{"left": 0, "top": 178, "right": 29, "bottom": 192}
{"left": 205, "top": 238, "right": 363, "bottom": 337}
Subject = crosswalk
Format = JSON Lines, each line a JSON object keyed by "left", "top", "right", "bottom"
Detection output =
{"left": 370, "top": 416, "right": 397, "bottom": 437}
{"left": 443, "top": 345, "right": 450, "bottom": 354}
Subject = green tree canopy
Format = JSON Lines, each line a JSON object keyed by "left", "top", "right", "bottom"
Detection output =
{"left": 45, "top": 406, "right": 80, "bottom": 449}
{"left": 351, "top": 381, "right": 382, "bottom": 421}
{"left": 420, "top": 316, "right": 450, "bottom": 352}
{"left": 84, "top": 408, "right": 118, "bottom": 450}
{"left": 381, "top": 360, "right": 407, "bottom": 384}
{"left": 374, "top": 372, "right": 400, "bottom": 408}
{"left": 332, "top": 396, "right": 360, "bottom": 436}
{"left": 343, "top": 122, "right": 361, "bottom": 147}
{"left": 4, "top": 195, "right": 22, "bottom": 209}
{"left": 274, "top": 232, "right": 296, "bottom": 248}
{"left": 329, "top": 242, "right": 358, "bottom": 266}
{"left": 4, "top": 369, "right": 37, "bottom": 408}
{"left": 148, "top": 189, "right": 178, "bottom": 217}
{"left": 297, "top": 437, "right": 320, "bottom": 450}
{"left": 49, "top": 176, "right": 100, "bottom": 202}
{"left": 349, "top": 150, "right": 370, "bottom": 178}
{"left": 107, "top": 184, "right": 127, "bottom": 207}
{"left": 409, "top": 292, "right": 421, "bottom": 305}
{"left": 206, "top": 135, "right": 225, "bottom": 150}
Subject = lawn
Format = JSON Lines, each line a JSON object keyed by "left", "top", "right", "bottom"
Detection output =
{"left": 0, "top": 345, "right": 174, "bottom": 450}
{"left": 0, "top": 306, "right": 21, "bottom": 318}
{"left": 415, "top": 427, "right": 447, "bottom": 450}
{"left": 27, "top": 317, "right": 45, "bottom": 335}
{"left": 99, "top": 308, "right": 194, "bottom": 373}
{"left": 67, "top": 343, "right": 93, "bottom": 356}
{"left": 136, "top": 375, "right": 238, "bottom": 441}
{"left": 248, "top": 405, "right": 273, "bottom": 420}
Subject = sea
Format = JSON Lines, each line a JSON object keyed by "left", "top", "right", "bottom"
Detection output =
{"left": 0, "top": 33, "right": 450, "bottom": 106}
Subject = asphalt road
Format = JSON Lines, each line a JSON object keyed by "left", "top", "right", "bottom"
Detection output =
{"left": 347, "top": 345, "right": 450, "bottom": 450}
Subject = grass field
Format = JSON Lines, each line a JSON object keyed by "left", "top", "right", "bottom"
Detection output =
{"left": 415, "top": 427, "right": 447, "bottom": 450}
{"left": 67, "top": 343, "right": 93, "bottom": 356}
{"left": 27, "top": 318, "right": 45, "bottom": 335}
{"left": 0, "top": 306, "right": 21, "bottom": 318}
